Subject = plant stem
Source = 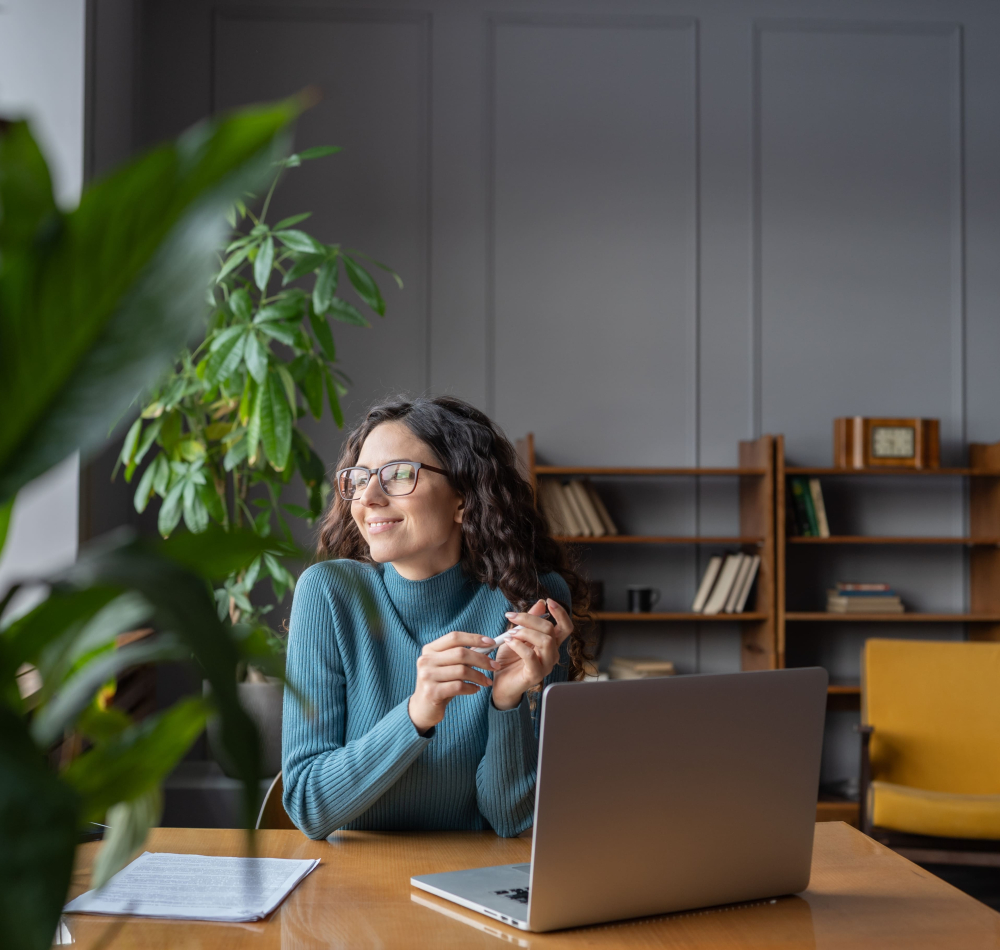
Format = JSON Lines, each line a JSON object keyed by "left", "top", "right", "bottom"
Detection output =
{"left": 259, "top": 171, "right": 281, "bottom": 225}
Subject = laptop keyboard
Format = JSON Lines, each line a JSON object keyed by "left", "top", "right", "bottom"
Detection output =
{"left": 493, "top": 887, "right": 529, "bottom": 905}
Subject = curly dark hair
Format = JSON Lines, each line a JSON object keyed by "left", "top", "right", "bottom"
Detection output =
{"left": 317, "top": 394, "right": 593, "bottom": 679}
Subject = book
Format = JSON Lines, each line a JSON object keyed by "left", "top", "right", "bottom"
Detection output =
{"left": 691, "top": 556, "right": 724, "bottom": 612}
{"left": 703, "top": 554, "right": 745, "bottom": 614}
{"left": 584, "top": 480, "right": 619, "bottom": 535}
{"left": 724, "top": 555, "right": 754, "bottom": 613}
{"left": 608, "top": 656, "right": 676, "bottom": 680}
{"left": 827, "top": 589, "right": 903, "bottom": 613}
{"left": 537, "top": 480, "right": 565, "bottom": 536}
{"left": 836, "top": 583, "right": 891, "bottom": 592}
{"left": 568, "top": 480, "right": 606, "bottom": 536}
{"left": 561, "top": 482, "right": 593, "bottom": 536}
{"left": 733, "top": 555, "right": 761, "bottom": 613}
{"left": 789, "top": 478, "right": 814, "bottom": 536}
{"left": 808, "top": 478, "right": 830, "bottom": 538}
{"left": 550, "top": 481, "right": 582, "bottom": 536}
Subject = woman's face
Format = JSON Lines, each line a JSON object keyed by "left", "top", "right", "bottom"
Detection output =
{"left": 350, "top": 421, "right": 464, "bottom": 579}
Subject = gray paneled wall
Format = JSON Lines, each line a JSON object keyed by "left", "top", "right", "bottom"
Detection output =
{"left": 84, "top": 0, "right": 1000, "bottom": 785}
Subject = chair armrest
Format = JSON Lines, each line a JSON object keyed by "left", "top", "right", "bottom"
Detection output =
{"left": 856, "top": 724, "right": 874, "bottom": 834}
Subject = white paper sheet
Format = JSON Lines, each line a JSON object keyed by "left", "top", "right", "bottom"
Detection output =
{"left": 63, "top": 851, "right": 320, "bottom": 921}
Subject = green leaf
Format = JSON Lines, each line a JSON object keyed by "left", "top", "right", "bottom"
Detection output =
{"left": 246, "top": 379, "right": 263, "bottom": 465}
{"left": 260, "top": 372, "right": 292, "bottom": 471}
{"left": 244, "top": 330, "right": 268, "bottom": 383}
{"left": 328, "top": 297, "right": 370, "bottom": 327}
{"left": 0, "top": 707, "right": 79, "bottom": 950}
{"left": 132, "top": 415, "right": 164, "bottom": 467}
{"left": 151, "top": 452, "right": 170, "bottom": 495}
{"left": 343, "top": 255, "right": 385, "bottom": 316}
{"left": 273, "top": 212, "right": 311, "bottom": 230}
{"left": 282, "top": 251, "right": 326, "bottom": 285}
{"left": 204, "top": 326, "right": 247, "bottom": 386}
{"left": 277, "top": 364, "right": 297, "bottom": 415}
{"left": 256, "top": 321, "right": 297, "bottom": 346}
{"left": 216, "top": 245, "right": 250, "bottom": 282}
{"left": 312, "top": 257, "right": 338, "bottom": 315}
{"left": 254, "top": 234, "right": 274, "bottom": 291}
{"left": 282, "top": 503, "right": 313, "bottom": 519}
{"left": 274, "top": 229, "right": 324, "bottom": 254}
{"left": 297, "top": 145, "right": 342, "bottom": 160}
{"left": 158, "top": 480, "right": 185, "bottom": 536}
{"left": 0, "top": 102, "right": 296, "bottom": 505}
{"left": 324, "top": 367, "right": 344, "bottom": 428}
{"left": 229, "top": 287, "right": 253, "bottom": 321}
{"left": 308, "top": 307, "right": 336, "bottom": 361}
{"left": 223, "top": 436, "right": 249, "bottom": 471}
{"left": 91, "top": 788, "right": 162, "bottom": 890}
{"left": 133, "top": 460, "right": 158, "bottom": 512}
{"left": 255, "top": 295, "right": 305, "bottom": 323}
{"left": 291, "top": 429, "right": 326, "bottom": 487}
{"left": 160, "top": 526, "right": 278, "bottom": 579}
{"left": 0, "top": 494, "right": 13, "bottom": 556}
{"left": 301, "top": 359, "right": 324, "bottom": 418}
{"left": 64, "top": 698, "right": 209, "bottom": 825}
{"left": 182, "top": 484, "right": 210, "bottom": 533}
{"left": 118, "top": 417, "right": 142, "bottom": 469}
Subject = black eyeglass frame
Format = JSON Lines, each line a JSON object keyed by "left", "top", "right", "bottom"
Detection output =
{"left": 336, "top": 460, "right": 450, "bottom": 501}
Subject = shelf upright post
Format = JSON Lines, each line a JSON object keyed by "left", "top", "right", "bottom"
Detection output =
{"left": 738, "top": 435, "right": 776, "bottom": 670}
{"left": 515, "top": 432, "right": 537, "bottom": 501}
{"left": 968, "top": 441, "right": 1000, "bottom": 642}
{"left": 774, "top": 435, "right": 787, "bottom": 669}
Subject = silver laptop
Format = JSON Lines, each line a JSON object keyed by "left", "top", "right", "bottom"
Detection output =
{"left": 411, "top": 667, "right": 828, "bottom": 932}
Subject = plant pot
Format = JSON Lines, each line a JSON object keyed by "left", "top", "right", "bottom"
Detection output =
{"left": 204, "top": 677, "right": 284, "bottom": 779}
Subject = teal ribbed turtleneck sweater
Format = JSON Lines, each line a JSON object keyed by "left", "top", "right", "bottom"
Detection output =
{"left": 281, "top": 559, "right": 570, "bottom": 839}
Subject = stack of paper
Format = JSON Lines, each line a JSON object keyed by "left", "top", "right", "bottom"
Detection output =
{"left": 64, "top": 852, "right": 320, "bottom": 922}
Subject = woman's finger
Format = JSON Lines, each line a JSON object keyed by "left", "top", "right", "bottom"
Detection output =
{"left": 546, "top": 598, "right": 573, "bottom": 640}
{"left": 426, "top": 646, "right": 495, "bottom": 670}
{"left": 428, "top": 664, "right": 493, "bottom": 687}
{"left": 504, "top": 612, "right": 554, "bottom": 636}
{"left": 504, "top": 635, "right": 543, "bottom": 677}
{"left": 427, "top": 631, "right": 497, "bottom": 653}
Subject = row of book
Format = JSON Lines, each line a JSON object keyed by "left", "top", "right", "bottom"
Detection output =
{"left": 690, "top": 553, "right": 760, "bottom": 614}
{"left": 827, "top": 583, "right": 904, "bottom": 613}
{"left": 608, "top": 656, "right": 676, "bottom": 680}
{"left": 788, "top": 477, "right": 830, "bottom": 537}
{"left": 538, "top": 478, "right": 620, "bottom": 538}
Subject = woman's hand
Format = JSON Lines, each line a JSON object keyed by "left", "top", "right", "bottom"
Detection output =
{"left": 491, "top": 598, "right": 573, "bottom": 711}
{"left": 408, "top": 631, "right": 498, "bottom": 735}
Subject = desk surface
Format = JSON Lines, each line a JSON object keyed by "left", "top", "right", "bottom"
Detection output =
{"left": 62, "top": 822, "right": 1000, "bottom": 949}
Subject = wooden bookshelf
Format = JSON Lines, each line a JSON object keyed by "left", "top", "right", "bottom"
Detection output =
{"left": 516, "top": 434, "right": 777, "bottom": 671}
{"left": 777, "top": 437, "right": 1000, "bottom": 823}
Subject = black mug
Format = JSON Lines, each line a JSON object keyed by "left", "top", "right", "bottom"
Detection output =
{"left": 627, "top": 586, "right": 660, "bottom": 613}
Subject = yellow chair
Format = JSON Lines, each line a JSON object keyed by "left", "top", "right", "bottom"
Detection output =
{"left": 859, "top": 638, "right": 1000, "bottom": 866}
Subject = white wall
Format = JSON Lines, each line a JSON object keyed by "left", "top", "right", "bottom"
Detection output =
{"left": 0, "top": 0, "right": 86, "bottom": 611}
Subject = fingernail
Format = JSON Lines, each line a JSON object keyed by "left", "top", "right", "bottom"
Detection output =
{"left": 481, "top": 636, "right": 494, "bottom": 644}
{"left": 504, "top": 611, "right": 516, "bottom": 619}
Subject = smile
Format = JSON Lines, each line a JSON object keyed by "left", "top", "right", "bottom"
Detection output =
{"left": 366, "top": 520, "right": 402, "bottom": 534}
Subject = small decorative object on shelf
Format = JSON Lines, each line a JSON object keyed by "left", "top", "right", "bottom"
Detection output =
{"left": 826, "top": 583, "right": 904, "bottom": 614}
{"left": 608, "top": 657, "right": 676, "bottom": 680}
{"left": 833, "top": 417, "right": 940, "bottom": 470}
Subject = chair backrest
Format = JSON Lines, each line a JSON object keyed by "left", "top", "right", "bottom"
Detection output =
{"left": 256, "top": 772, "right": 297, "bottom": 830}
{"left": 863, "top": 639, "right": 1000, "bottom": 794}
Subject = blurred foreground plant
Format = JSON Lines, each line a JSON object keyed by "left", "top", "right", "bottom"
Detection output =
{"left": 0, "top": 100, "right": 301, "bottom": 950}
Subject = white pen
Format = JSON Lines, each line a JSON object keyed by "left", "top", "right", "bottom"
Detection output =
{"left": 471, "top": 627, "right": 522, "bottom": 654}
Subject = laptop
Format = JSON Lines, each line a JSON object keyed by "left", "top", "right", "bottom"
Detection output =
{"left": 411, "top": 667, "right": 828, "bottom": 932}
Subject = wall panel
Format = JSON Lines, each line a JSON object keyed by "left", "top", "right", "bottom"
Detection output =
{"left": 490, "top": 16, "right": 698, "bottom": 467}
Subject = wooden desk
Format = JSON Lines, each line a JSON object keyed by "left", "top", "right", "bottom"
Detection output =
{"left": 62, "top": 822, "right": 1000, "bottom": 948}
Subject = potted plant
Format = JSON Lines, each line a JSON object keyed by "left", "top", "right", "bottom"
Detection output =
{"left": 115, "top": 147, "right": 399, "bottom": 775}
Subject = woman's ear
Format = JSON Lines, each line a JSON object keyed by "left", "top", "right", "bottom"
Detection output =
{"left": 455, "top": 496, "right": 465, "bottom": 524}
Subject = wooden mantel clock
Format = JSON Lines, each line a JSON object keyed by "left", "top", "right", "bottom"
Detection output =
{"left": 834, "top": 417, "right": 940, "bottom": 470}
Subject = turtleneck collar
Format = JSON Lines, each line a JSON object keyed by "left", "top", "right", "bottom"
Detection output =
{"left": 380, "top": 560, "right": 473, "bottom": 640}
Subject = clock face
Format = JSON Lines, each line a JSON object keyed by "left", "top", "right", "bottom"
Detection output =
{"left": 872, "top": 426, "right": 915, "bottom": 459}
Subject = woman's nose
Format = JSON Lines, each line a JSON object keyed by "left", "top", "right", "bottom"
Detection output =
{"left": 358, "top": 477, "right": 385, "bottom": 506}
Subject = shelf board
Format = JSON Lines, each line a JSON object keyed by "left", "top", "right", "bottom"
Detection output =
{"left": 788, "top": 536, "right": 1000, "bottom": 545}
{"left": 595, "top": 611, "right": 767, "bottom": 622}
{"left": 556, "top": 535, "right": 763, "bottom": 545}
{"left": 786, "top": 612, "right": 1000, "bottom": 623}
{"left": 785, "top": 466, "right": 994, "bottom": 477}
{"left": 536, "top": 466, "right": 766, "bottom": 476}
{"left": 827, "top": 685, "right": 861, "bottom": 695}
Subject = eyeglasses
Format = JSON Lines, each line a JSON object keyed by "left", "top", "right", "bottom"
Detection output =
{"left": 336, "top": 460, "right": 449, "bottom": 501}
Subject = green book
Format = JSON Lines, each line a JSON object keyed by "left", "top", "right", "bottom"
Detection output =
{"left": 790, "top": 477, "right": 818, "bottom": 537}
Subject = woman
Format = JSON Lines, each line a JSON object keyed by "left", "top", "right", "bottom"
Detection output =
{"left": 281, "top": 395, "right": 590, "bottom": 839}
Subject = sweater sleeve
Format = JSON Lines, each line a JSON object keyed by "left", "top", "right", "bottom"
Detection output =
{"left": 475, "top": 573, "right": 572, "bottom": 837}
{"left": 281, "top": 565, "right": 432, "bottom": 839}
